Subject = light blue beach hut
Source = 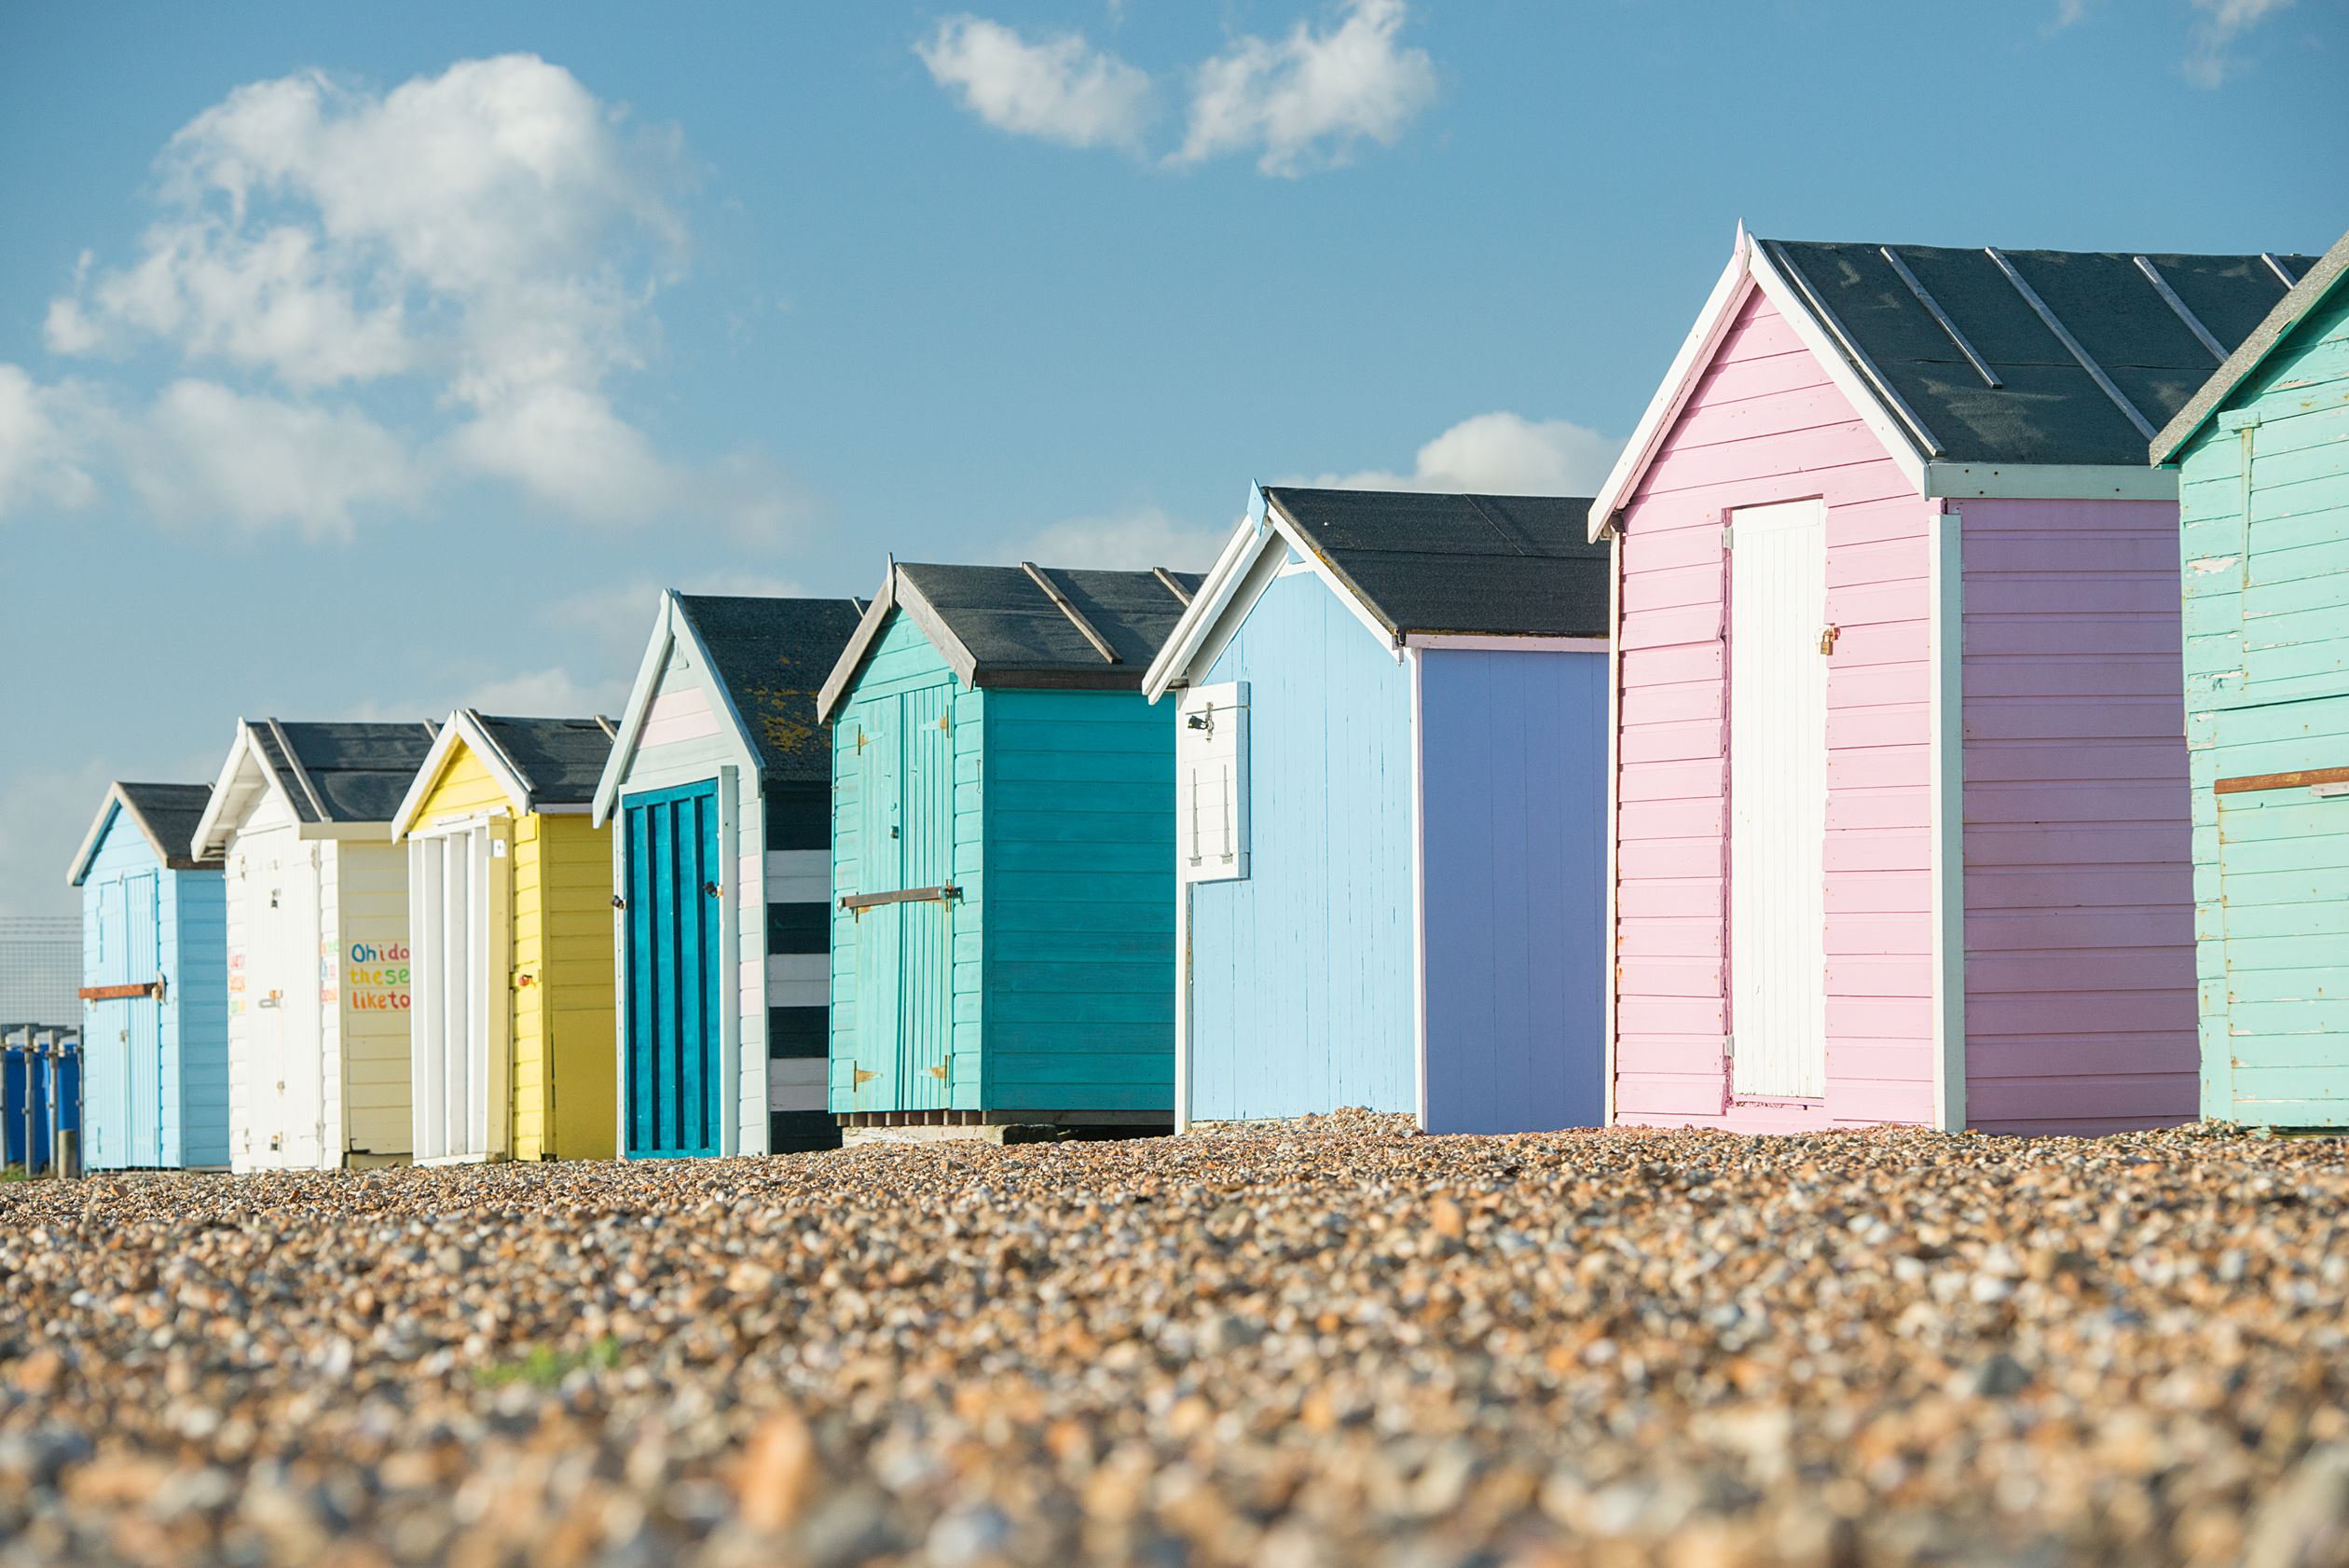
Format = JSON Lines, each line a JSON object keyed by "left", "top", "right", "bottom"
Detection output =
{"left": 65, "top": 782, "right": 229, "bottom": 1169}
{"left": 1143, "top": 486, "right": 1612, "bottom": 1135}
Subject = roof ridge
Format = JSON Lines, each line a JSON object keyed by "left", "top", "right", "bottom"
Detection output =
{"left": 1462, "top": 494, "right": 1534, "bottom": 557}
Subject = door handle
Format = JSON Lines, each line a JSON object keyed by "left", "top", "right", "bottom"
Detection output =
{"left": 702, "top": 881, "right": 722, "bottom": 898}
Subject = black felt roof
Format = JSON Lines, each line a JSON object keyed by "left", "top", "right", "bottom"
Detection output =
{"left": 1760, "top": 240, "right": 2317, "bottom": 466}
{"left": 472, "top": 715, "right": 613, "bottom": 806}
{"left": 673, "top": 595, "right": 867, "bottom": 782}
{"left": 255, "top": 721, "right": 440, "bottom": 825}
{"left": 114, "top": 783, "right": 218, "bottom": 869}
{"left": 1261, "top": 488, "right": 1610, "bottom": 639}
{"left": 897, "top": 564, "right": 1202, "bottom": 682}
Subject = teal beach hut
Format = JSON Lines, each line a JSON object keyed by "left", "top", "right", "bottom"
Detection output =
{"left": 65, "top": 782, "right": 229, "bottom": 1169}
{"left": 2153, "top": 231, "right": 2349, "bottom": 1128}
{"left": 816, "top": 560, "right": 1201, "bottom": 1137}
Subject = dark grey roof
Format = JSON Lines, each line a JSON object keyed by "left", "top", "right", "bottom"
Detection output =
{"left": 673, "top": 595, "right": 866, "bottom": 782}
{"left": 1262, "top": 488, "right": 1611, "bottom": 639}
{"left": 471, "top": 715, "right": 613, "bottom": 806}
{"left": 898, "top": 563, "right": 1203, "bottom": 676}
{"left": 115, "top": 783, "right": 218, "bottom": 869}
{"left": 2155, "top": 227, "right": 2349, "bottom": 463}
{"left": 254, "top": 721, "right": 440, "bottom": 825}
{"left": 1760, "top": 239, "right": 2318, "bottom": 467}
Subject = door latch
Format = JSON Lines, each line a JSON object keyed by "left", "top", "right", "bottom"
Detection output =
{"left": 703, "top": 881, "right": 722, "bottom": 898}
{"left": 1818, "top": 624, "right": 1840, "bottom": 655}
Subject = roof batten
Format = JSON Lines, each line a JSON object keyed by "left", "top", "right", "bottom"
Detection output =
{"left": 1762, "top": 240, "right": 1945, "bottom": 457}
{"left": 2262, "top": 254, "right": 2301, "bottom": 288}
{"left": 2132, "top": 256, "right": 2228, "bottom": 363}
{"left": 263, "top": 718, "right": 330, "bottom": 824}
{"left": 1151, "top": 568, "right": 1194, "bottom": 607}
{"left": 1880, "top": 246, "right": 2001, "bottom": 389}
{"left": 1984, "top": 247, "right": 2158, "bottom": 442}
{"left": 1020, "top": 561, "right": 1120, "bottom": 665}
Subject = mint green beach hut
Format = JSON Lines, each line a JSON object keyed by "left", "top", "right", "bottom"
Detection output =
{"left": 2153, "top": 230, "right": 2349, "bottom": 1127}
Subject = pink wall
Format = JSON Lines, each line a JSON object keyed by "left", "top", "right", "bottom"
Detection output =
{"left": 1614, "top": 290, "right": 1935, "bottom": 1132}
{"left": 1958, "top": 498, "right": 2198, "bottom": 1134}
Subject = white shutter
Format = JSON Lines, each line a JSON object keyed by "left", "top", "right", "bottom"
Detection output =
{"left": 1177, "top": 682, "right": 1249, "bottom": 883}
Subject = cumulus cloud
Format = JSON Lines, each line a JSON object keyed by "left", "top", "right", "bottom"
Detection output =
{"left": 917, "top": 16, "right": 1155, "bottom": 150}
{"left": 544, "top": 571, "right": 824, "bottom": 667}
{"left": 124, "top": 379, "right": 419, "bottom": 539}
{"left": 1298, "top": 411, "right": 1621, "bottom": 496}
{"left": 2185, "top": 0, "right": 2297, "bottom": 85}
{"left": 39, "top": 55, "right": 800, "bottom": 535}
{"left": 1177, "top": 0, "right": 1436, "bottom": 176}
{"left": 998, "top": 506, "right": 1231, "bottom": 573}
{"left": 0, "top": 366, "right": 103, "bottom": 517}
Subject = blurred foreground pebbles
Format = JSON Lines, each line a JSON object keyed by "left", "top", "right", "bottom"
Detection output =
{"left": 2, "top": 1113, "right": 2347, "bottom": 1567}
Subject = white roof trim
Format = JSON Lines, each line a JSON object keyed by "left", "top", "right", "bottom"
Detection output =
{"left": 1402, "top": 633, "right": 1611, "bottom": 653}
{"left": 191, "top": 722, "right": 298, "bottom": 858}
{"left": 593, "top": 596, "right": 682, "bottom": 826}
{"left": 392, "top": 710, "right": 535, "bottom": 841}
{"left": 1587, "top": 227, "right": 1940, "bottom": 540}
{"left": 1923, "top": 461, "right": 2177, "bottom": 502}
{"left": 1142, "top": 490, "right": 1276, "bottom": 700}
{"left": 65, "top": 784, "right": 200, "bottom": 887}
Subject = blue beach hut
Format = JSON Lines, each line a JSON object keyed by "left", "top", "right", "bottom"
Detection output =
{"left": 816, "top": 560, "right": 1201, "bottom": 1138}
{"left": 1143, "top": 486, "right": 1612, "bottom": 1135}
{"left": 65, "top": 782, "right": 229, "bottom": 1169}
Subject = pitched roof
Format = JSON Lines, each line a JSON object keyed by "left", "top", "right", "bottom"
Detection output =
{"left": 673, "top": 594, "right": 867, "bottom": 782}
{"left": 1263, "top": 488, "right": 1609, "bottom": 639}
{"left": 67, "top": 782, "right": 220, "bottom": 885}
{"left": 1590, "top": 231, "right": 2319, "bottom": 535}
{"left": 817, "top": 562, "right": 1203, "bottom": 721}
{"left": 469, "top": 714, "right": 614, "bottom": 805}
{"left": 2153, "top": 226, "right": 2349, "bottom": 464}
{"left": 250, "top": 721, "right": 441, "bottom": 824}
{"left": 1758, "top": 240, "right": 2315, "bottom": 467}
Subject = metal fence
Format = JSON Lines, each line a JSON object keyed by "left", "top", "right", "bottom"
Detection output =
{"left": 0, "top": 916, "right": 81, "bottom": 1025}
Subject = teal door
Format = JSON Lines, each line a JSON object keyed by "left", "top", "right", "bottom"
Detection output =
{"left": 2215, "top": 778, "right": 2349, "bottom": 1126}
{"left": 623, "top": 782, "right": 724, "bottom": 1157}
{"left": 843, "top": 687, "right": 959, "bottom": 1114}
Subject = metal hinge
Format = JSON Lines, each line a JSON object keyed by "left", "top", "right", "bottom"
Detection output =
{"left": 925, "top": 1065, "right": 948, "bottom": 1080}
{"left": 1721, "top": 525, "right": 1733, "bottom": 548}
{"left": 852, "top": 1067, "right": 879, "bottom": 1087}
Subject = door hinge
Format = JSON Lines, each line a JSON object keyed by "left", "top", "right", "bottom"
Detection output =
{"left": 925, "top": 1065, "right": 948, "bottom": 1080}
{"left": 853, "top": 1067, "right": 880, "bottom": 1087}
{"left": 1721, "top": 525, "right": 1733, "bottom": 548}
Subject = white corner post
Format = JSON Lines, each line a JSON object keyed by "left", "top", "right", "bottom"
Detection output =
{"left": 1929, "top": 501, "right": 1967, "bottom": 1132}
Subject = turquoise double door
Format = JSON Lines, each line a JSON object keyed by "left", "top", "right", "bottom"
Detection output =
{"left": 85, "top": 871, "right": 163, "bottom": 1169}
{"left": 842, "top": 683, "right": 958, "bottom": 1114}
{"left": 621, "top": 782, "right": 724, "bottom": 1157}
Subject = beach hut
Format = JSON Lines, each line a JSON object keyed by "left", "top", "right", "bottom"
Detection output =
{"left": 191, "top": 719, "right": 439, "bottom": 1170}
{"left": 593, "top": 592, "right": 866, "bottom": 1158}
{"left": 391, "top": 711, "right": 619, "bottom": 1162}
{"left": 64, "top": 782, "right": 228, "bottom": 1168}
{"left": 1593, "top": 229, "right": 2315, "bottom": 1135}
{"left": 2151, "top": 227, "right": 2349, "bottom": 1128}
{"left": 1141, "top": 485, "right": 1611, "bottom": 1134}
{"left": 817, "top": 560, "right": 1200, "bottom": 1138}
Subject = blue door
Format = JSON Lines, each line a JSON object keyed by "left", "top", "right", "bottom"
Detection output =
{"left": 85, "top": 876, "right": 130, "bottom": 1168}
{"left": 124, "top": 873, "right": 165, "bottom": 1166}
{"left": 623, "top": 782, "right": 724, "bottom": 1157}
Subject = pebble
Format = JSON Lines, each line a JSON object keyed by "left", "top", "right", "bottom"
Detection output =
{"left": 0, "top": 1115, "right": 2344, "bottom": 1566}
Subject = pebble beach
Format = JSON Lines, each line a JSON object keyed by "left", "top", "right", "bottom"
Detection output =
{"left": 5, "top": 1116, "right": 2347, "bottom": 1567}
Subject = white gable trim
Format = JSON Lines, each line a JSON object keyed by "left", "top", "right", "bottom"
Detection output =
{"left": 192, "top": 722, "right": 300, "bottom": 859}
{"left": 593, "top": 595, "right": 682, "bottom": 826}
{"left": 1403, "top": 633, "right": 1610, "bottom": 653}
{"left": 1587, "top": 228, "right": 1934, "bottom": 540}
{"left": 66, "top": 790, "right": 130, "bottom": 887}
{"left": 392, "top": 710, "right": 535, "bottom": 841}
{"left": 1142, "top": 490, "right": 1275, "bottom": 700}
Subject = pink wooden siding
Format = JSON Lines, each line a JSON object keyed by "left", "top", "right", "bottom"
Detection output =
{"left": 1958, "top": 498, "right": 2198, "bottom": 1133}
{"left": 1614, "top": 291, "right": 1934, "bottom": 1131}
{"left": 640, "top": 687, "right": 719, "bottom": 749}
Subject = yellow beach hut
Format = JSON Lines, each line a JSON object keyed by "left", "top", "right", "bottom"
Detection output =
{"left": 390, "top": 711, "right": 618, "bottom": 1162}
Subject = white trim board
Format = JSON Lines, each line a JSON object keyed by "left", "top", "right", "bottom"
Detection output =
{"left": 1928, "top": 501, "right": 1968, "bottom": 1131}
{"left": 1403, "top": 634, "right": 1611, "bottom": 653}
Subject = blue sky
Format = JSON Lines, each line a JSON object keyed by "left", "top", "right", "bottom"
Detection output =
{"left": 2, "top": 0, "right": 2342, "bottom": 916}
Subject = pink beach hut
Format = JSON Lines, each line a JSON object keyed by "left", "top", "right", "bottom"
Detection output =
{"left": 1590, "top": 228, "right": 2316, "bottom": 1135}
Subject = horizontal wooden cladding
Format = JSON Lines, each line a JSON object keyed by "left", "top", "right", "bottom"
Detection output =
{"left": 80, "top": 981, "right": 161, "bottom": 1000}
{"left": 2216, "top": 764, "right": 2349, "bottom": 795}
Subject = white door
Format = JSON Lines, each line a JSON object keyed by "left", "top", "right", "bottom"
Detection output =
{"left": 409, "top": 821, "right": 508, "bottom": 1162}
{"left": 251, "top": 846, "right": 325, "bottom": 1168}
{"left": 1729, "top": 499, "right": 1829, "bottom": 1099}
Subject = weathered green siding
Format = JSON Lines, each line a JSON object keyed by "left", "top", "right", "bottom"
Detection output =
{"left": 981, "top": 688, "right": 1176, "bottom": 1115}
{"left": 2177, "top": 282, "right": 2349, "bottom": 1125}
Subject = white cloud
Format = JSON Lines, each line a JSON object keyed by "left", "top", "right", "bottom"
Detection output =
{"left": 0, "top": 366, "right": 103, "bottom": 517}
{"left": 918, "top": 16, "right": 1155, "bottom": 150}
{"left": 42, "top": 55, "right": 800, "bottom": 534}
{"left": 125, "top": 379, "right": 419, "bottom": 540}
{"left": 0, "top": 757, "right": 123, "bottom": 919}
{"left": 1177, "top": 0, "right": 1436, "bottom": 176}
{"left": 467, "top": 666, "right": 631, "bottom": 717}
{"left": 1299, "top": 411, "right": 1620, "bottom": 496}
{"left": 2048, "top": 0, "right": 2095, "bottom": 28}
{"left": 545, "top": 571, "right": 823, "bottom": 667}
{"left": 2185, "top": 0, "right": 2296, "bottom": 85}
{"left": 999, "top": 505, "right": 1232, "bottom": 573}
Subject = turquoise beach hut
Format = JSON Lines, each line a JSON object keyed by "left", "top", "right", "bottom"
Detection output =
{"left": 816, "top": 560, "right": 1200, "bottom": 1138}
{"left": 2152, "top": 229, "right": 2349, "bottom": 1127}
{"left": 65, "top": 782, "right": 229, "bottom": 1169}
